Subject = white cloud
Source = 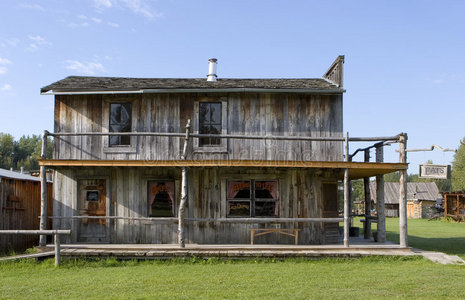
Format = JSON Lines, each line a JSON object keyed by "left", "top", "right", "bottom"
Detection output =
{"left": 66, "top": 60, "right": 106, "bottom": 75}
{"left": 0, "top": 58, "right": 12, "bottom": 65}
{"left": 93, "top": 0, "right": 161, "bottom": 20}
{"left": 20, "top": 3, "right": 45, "bottom": 11}
{"left": 107, "top": 21, "right": 120, "bottom": 28}
{"left": 92, "top": 17, "right": 102, "bottom": 23}
{"left": 0, "top": 59, "right": 11, "bottom": 75}
{"left": 93, "top": 0, "right": 113, "bottom": 8}
{"left": 0, "top": 84, "right": 12, "bottom": 91}
{"left": 121, "top": 0, "right": 162, "bottom": 19}
{"left": 1, "top": 38, "right": 20, "bottom": 48}
{"left": 27, "top": 35, "right": 51, "bottom": 52}
{"left": 433, "top": 79, "right": 444, "bottom": 84}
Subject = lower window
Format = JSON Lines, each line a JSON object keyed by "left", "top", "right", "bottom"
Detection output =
{"left": 148, "top": 181, "right": 175, "bottom": 217}
{"left": 227, "top": 180, "right": 279, "bottom": 217}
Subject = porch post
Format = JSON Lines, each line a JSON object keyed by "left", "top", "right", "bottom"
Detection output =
{"left": 39, "top": 131, "right": 48, "bottom": 246}
{"left": 363, "top": 149, "right": 371, "bottom": 239}
{"left": 398, "top": 133, "right": 408, "bottom": 247}
{"left": 375, "top": 144, "right": 385, "bottom": 243}
{"left": 343, "top": 132, "right": 350, "bottom": 248}
{"left": 178, "top": 120, "right": 191, "bottom": 248}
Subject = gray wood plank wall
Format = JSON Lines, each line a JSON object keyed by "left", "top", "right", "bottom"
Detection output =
{"left": 53, "top": 93, "right": 343, "bottom": 162}
{"left": 53, "top": 167, "right": 338, "bottom": 245}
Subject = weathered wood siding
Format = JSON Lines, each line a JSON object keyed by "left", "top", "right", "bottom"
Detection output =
{"left": 53, "top": 167, "right": 338, "bottom": 245}
{"left": 53, "top": 93, "right": 343, "bottom": 162}
{"left": 0, "top": 179, "right": 53, "bottom": 252}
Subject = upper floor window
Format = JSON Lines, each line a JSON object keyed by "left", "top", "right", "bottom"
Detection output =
{"left": 109, "top": 103, "right": 132, "bottom": 147}
{"left": 199, "top": 102, "right": 222, "bottom": 146}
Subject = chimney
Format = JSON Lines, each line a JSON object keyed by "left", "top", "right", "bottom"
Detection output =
{"left": 207, "top": 58, "right": 217, "bottom": 82}
{"left": 20, "top": 167, "right": 24, "bottom": 174}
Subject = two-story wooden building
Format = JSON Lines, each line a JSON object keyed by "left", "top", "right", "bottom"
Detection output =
{"left": 39, "top": 57, "right": 409, "bottom": 246}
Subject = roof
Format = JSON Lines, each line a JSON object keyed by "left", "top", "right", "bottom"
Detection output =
{"left": 0, "top": 168, "right": 41, "bottom": 182}
{"left": 370, "top": 182, "right": 442, "bottom": 204}
{"left": 40, "top": 76, "right": 344, "bottom": 94}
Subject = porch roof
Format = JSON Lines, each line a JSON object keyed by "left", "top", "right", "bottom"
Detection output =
{"left": 39, "top": 159, "right": 407, "bottom": 180}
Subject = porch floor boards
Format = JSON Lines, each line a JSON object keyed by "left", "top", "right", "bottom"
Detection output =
{"left": 46, "top": 237, "right": 416, "bottom": 259}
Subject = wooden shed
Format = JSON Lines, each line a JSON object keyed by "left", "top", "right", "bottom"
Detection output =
{"left": 370, "top": 182, "right": 441, "bottom": 218}
{"left": 443, "top": 192, "right": 465, "bottom": 219}
{"left": 0, "top": 168, "right": 53, "bottom": 252}
{"left": 38, "top": 56, "right": 409, "bottom": 247}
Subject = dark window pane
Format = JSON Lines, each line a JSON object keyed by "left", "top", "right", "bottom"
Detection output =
{"left": 109, "top": 103, "right": 132, "bottom": 146}
{"left": 228, "top": 201, "right": 251, "bottom": 217}
{"left": 198, "top": 102, "right": 221, "bottom": 147}
{"left": 227, "top": 181, "right": 251, "bottom": 199}
{"left": 148, "top": 181, "right": 175, "bottom": 217}
{"left": 255, "top": 201, "right": 277, "bottom": 217}
{"left": 199, "top": 103, "right": 210, "bottom": 123}
{"left": 210, "top": 103, "right": 221, "bottom": 124}
{"left": 255, "top": 181, "right": 278, "bottom": 199}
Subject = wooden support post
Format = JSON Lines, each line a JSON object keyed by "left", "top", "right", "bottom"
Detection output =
{"left": 399, "top": 133, "right": 408, "bottom": 247}
{"left": 54, "top": 232, "right": 61, "bottom": 266}
{"left": 178, "top": 120, "right": 191, "bottom": 248}
{"left": 39, "top": 131, "right": 48, "bottom": 246}
{"left": 363, "top": 149, "right": 372, "bottom": 239}
{"left": 375, "top": 144, "right": 385, "bottom": 243}
{"left": 343, "top": 132, "right": 350, "bottom": 248}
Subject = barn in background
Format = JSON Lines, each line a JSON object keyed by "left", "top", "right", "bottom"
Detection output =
{"left": 371, "top": 182, "right": 441, "bottom": 218}
{"left": 0, "top": 168, "right": 53, "bottom": 252}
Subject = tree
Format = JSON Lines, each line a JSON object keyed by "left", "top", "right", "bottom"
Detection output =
{"left": 452, "top": 138, "right": 465, "bottom": 191}
{"left": 0, "top": 133, "right": 53, "bottom": 172}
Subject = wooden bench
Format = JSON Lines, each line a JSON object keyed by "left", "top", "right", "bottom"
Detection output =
{"left": 249, "top": 228, "right": 301, "bottom": 245}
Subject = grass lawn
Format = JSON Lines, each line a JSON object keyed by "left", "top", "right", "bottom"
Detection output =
{"left": 351, "top": 217, "right": 465, "bottom": 258}
{"left": 1, "top": 257, "right": 465, "bottom": 299}
{"left": 1, "top": 218, "right": 464, "bottom": 299}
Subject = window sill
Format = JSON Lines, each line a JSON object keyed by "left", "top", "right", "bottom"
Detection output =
{"left": 193, "top": 147, "right": 228, "bottom": 154}
{"left": 103, "top": 146, "right": 137, "bottom": 154}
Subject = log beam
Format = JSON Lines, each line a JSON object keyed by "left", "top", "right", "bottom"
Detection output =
{"left": 399, "top": 133, "right": 408, "bottom": 247}
{"left": 363, "top": 149, "right": 372, "bottom": 239}
{"left": 376, "top": 144, "right": 386, "bottom": 243}
{"left": 39, "top": 130, "right": 48, "bottom": 246}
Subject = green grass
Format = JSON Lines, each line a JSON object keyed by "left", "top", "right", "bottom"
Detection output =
{"left": 1, "top": 219, "right": 464, "bottom": 299}
{"left": 1, "top": 257, "right": 465, "bottom": 299}
{"left": 351, "top": 217, "right": 465, "bottom": 257}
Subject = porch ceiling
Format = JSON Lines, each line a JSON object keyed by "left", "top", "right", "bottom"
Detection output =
{"left": 39, "top": 159, "right": 407, "bottom": 180}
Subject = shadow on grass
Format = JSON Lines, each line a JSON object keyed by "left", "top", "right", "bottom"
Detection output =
{"left": 386, "top": 232, "right": 465, "bottom": 256}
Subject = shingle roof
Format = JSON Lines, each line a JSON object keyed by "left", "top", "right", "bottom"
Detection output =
{"left": 41, "top": 76, "right": 343, "bottom": 94}
{"left": 370, "top": 182, "right": 442, "bottom": 204}
{"left": 0, "top": 168, "right": 40, "bottom": 182}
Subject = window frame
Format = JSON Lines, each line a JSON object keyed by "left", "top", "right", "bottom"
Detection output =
{"left": 147, "top": 180, "right": 176, "bottom": 218}
{"left": 193, "top": 97, "right": 228, "bottom": 153}
{"left": 102, "top": 97, "right": 136, "bottom": 154}
{"left": 109, "top": 102, "right": 132, "bottom": 147}
{"left": 226, "top": 179, "right": 279, "bottom": 218}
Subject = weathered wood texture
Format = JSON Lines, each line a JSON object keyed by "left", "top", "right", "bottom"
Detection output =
{"left": 53, "top": 93, "right": 343, "bottom": 162}
{"left": 0, "top": 179, "right": 53, "bottom": 252}
{"left": 53, "top": 167, "right": 337, "bottom": 245}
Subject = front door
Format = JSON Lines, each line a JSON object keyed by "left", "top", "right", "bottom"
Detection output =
{"left": 322, "top": 182, "right": 339, "bottom": 244}
{"left": 77, "top": 179, "right": 109, "bottom": 243}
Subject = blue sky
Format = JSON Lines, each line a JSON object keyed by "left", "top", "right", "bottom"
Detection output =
{"left": 0, "top": 0, "right": 463, "bottom": 173}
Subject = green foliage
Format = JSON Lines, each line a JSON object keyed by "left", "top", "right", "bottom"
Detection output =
{"left": 0, "top": 133, "right": 15, "bottom": 169}
{"left": 0, "top": 132, "right": 53, "bottom": 172}
{"left": 452, "top": 138, "right": 465, "bottom": 191}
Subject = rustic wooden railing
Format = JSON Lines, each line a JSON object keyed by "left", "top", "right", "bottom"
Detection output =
{"left": 0, "top": 230, "right": 71, "bottom": 266}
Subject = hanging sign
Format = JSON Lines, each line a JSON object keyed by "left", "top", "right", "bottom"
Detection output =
{"left": 419, "top": 164, "right": 451, "bottom": 179}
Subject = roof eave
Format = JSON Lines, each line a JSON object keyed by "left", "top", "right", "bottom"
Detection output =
{"left": 41, "top": 87, "right": 346, "bottom": 95}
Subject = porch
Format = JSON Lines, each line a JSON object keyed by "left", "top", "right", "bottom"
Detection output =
{"left": 47, "top": 236, "right": 413, "bottom": 259}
